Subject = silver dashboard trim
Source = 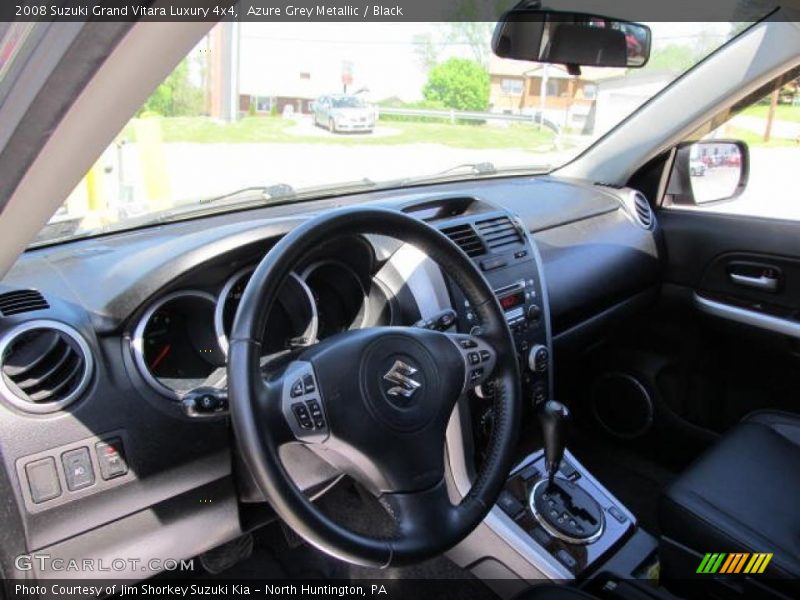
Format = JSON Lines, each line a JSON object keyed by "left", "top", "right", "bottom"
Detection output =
{"left": 300, "top": 259, "right": 368, "bottom": 332}
{"left": 214, "top": 269, "right": 318, "bottom": 354}
{"left": 0, "top": 319, "right": 94, "bottom": 414}
{"left": 694, "top": 293, "right": 800, "bottom": 340}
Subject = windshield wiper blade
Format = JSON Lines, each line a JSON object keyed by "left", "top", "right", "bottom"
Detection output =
{"left": 197, "top": 183, "right": 296, "bottom": 206}
{"left": 386, "top": 161, "right": 551, "bottom": 189}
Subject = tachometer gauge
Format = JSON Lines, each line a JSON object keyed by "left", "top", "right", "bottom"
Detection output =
{"left": 302, "top": 261, "right": 368, "bottom": 339}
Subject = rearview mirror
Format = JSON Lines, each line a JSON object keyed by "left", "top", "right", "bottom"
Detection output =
{"left": 667, "top": 141, "right": 749, "bottom": 205}
{"left": 492, "top": 7, "right": 651, "bottom": 69}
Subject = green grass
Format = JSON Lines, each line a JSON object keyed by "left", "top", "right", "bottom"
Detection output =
{"left": 122, "top": 115, "right": 556, "bottom": 152}
{"left": 727, "top": 126, "right": 800, "bottom": 148}
{"left": 741, "top": 104, "right": 800, "bottom": 123}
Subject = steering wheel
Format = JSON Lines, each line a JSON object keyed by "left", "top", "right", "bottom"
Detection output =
{"left": 228, "top": 206, "right": 521, "bottom": 567}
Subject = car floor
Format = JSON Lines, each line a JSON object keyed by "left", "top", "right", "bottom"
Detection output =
{"left": 168, "top": 479, "right": 498, "bottom": 598}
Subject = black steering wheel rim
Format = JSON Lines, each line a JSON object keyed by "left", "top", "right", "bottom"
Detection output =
{"left": 228, "top": 206, "right": 521, "bottom": 567}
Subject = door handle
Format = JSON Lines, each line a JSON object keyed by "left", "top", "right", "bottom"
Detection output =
{"left": 729, "top": 272, "right": 779, "bottom": 292}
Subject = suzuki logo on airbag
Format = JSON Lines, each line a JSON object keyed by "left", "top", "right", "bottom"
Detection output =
{"left": 383, "top": 360, "right": 421, "bottom": 398}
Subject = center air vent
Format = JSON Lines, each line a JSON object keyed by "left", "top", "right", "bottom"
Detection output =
{"left": 476, "top": 216, "right": 524, "bottom": 250}
{"left": 0, "top": 289, "right": 49, "bottom": 317}
{"left": 632, "top": 192, "right": 655, "bottom": 230}
{"left": 441, "top": 224, "right": 486, "bottom": 258}
{"left": 0, "top": 321, "right": 93, "bottom": 413}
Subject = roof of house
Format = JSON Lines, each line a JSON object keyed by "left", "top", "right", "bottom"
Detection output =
{"left": 488, "top": 55, "right": 626, "bottom": 81}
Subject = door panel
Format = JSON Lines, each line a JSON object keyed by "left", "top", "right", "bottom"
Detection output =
{"left": 653, "top": 209, "right": 800, "bottom": 431}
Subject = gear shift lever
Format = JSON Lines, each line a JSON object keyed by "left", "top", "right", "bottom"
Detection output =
{"left": 539, "top": 400, "right": 570, "bottom": 486}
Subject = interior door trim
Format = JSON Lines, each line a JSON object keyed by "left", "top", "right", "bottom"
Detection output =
{"left": 694, "top": 293, "right": 800, "bottom": 340}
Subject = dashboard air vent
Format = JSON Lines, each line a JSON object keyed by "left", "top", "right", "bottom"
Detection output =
{"left": 632, "top": 193, "right": 654, "bottom": 229}
{"left": 0, "top": 321, "right": 93, "bottom": 413}
{"left": 0, "top": 289, "right": 49, "bottom": 317}
{"left": 475, "top": 216, "right": 524, "bottom": 250}
{"left": 441, "top": 224, "right": 486, "bottom": 258}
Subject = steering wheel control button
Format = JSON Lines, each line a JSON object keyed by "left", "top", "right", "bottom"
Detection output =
{"left": 95, "top": 439, "right": 128, "bottom": 480}
{"left": 305, "top": 399, "right": 326, "bottom": 429}
{"left": 25, "top": 457, "right": 62, "bottom": 503}
{"left": 290, "top": 379, "right": 304, "bottom": 398}
{"left": 282, "top": 362, "right": 328, "bottom": 440}
{"left": 449, "top": 334, "right": 497, "bottom": 393}
{"left": 61, "top": 447, "right": 95, "bottom": 491}
{"left": 291, "top": 403, "right": 314, "bottom": 430}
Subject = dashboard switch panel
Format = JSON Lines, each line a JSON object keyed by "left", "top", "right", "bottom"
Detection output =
{"left": 96, "top": 438, "right": 128, "bottom": 480}
{"left": 61, "top": 448, "right": 95, "bottom": 491}
{"left": 25, "top": 458, "right": 61, "bottom": 503}
{"left": 16, "top": 430, "right": 134, "bottom": 513}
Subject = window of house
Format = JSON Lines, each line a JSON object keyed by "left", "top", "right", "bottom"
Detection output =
{"left": 501, "top": 78, "right": 523, "bottom": 95}
{"left": 546, "top": 80, "right": 561, "bottom": 97}
{"left": 255, "top": 96, "right": 272, "bottom": 112}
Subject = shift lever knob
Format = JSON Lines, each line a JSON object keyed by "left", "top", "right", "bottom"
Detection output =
{"left": 539, "top": 400, "right": 570, "bottom": 485}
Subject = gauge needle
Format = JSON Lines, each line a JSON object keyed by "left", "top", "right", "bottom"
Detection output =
{"left": 150, "top": 344, "right": 171, "bottom": 370}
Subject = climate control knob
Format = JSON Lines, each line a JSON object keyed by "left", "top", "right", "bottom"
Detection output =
{"left": 526, "top": 303, "right": 541, "bottom": 323}
{"left": 528, "top": 344, "right": 549, "bottom": 373}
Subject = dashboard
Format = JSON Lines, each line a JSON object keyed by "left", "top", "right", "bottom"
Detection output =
{"left": 0, "top": 175, "right": 661, "bottom": 580}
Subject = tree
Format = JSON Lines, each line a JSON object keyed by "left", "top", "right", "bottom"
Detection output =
{"left": 422, "top": 58, "right": 490, "bottom": 112}
{"left": 446, "top": 22, "right": 495, "bottom": 67}
{"left": 413, "top": 32, "right": 441, "bottom": 71}
{"left": 139, "top": 57, "right": 204, "bottom": 117}
{"left": 645, "top": 44, "right": 700, "bottom": 73}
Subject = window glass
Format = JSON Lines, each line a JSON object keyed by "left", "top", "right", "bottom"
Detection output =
{"left": 33, "top": 21, "right": 744, "bottom": 247}
{"left": 666, "top": 78, "right": 800, "bottom": 221}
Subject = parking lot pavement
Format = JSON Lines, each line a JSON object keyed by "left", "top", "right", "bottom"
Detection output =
{"left": 156, "top": 141, "right": 563, "bottom": 204}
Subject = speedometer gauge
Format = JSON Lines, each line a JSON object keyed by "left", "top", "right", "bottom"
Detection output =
{"left": 215, "top": 269, "right": 317, "bottom": 355}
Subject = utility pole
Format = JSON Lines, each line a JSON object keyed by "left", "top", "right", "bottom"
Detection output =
{"left": 764, "top": 88, "right": 779, "bottom": 142}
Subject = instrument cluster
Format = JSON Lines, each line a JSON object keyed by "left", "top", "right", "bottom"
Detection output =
{"left": 130, "top": 256, "right": 393, "bottom": 400}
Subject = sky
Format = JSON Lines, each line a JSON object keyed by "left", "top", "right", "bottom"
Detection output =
{"left": 220, "top": 21, "right": 737, "bottom": 102}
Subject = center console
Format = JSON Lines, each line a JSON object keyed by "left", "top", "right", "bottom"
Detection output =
{"left": 431, "top": 206, "right": 655, "bottom": 593}
{"left": 437, "top": 211, "right": 552, "bottom": 407}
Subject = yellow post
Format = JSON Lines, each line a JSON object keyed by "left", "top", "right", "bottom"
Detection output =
{"left": 133, "top": 115, "right": 171, "bottom": 210}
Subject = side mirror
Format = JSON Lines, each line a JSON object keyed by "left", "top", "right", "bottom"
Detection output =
{"left": 667, "top": 140, "right": 749, "bottom": 205}
{"left": 492, "top": 5, "right": 651, "bottom": 69}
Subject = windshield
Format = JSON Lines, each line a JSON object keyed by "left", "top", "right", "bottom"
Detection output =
{"left": 34, "top": 21, "right": 746, "bottom": 246}
{"left": 331, "top": 96, "right": 367, "bottom": 108}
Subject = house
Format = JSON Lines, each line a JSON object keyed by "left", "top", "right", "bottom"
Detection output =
{"left": 239, "top": 69, "right": 318, "bottom": 116}
{"left": 488, "top": 56, "right": 624, "bottom": 132}
{"left": 592, "top": 70, "right": 678, "bottom": 135}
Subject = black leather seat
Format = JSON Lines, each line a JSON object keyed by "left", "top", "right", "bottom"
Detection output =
{"left": 660, "top": 410, "right": 800, "bottom": 583}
